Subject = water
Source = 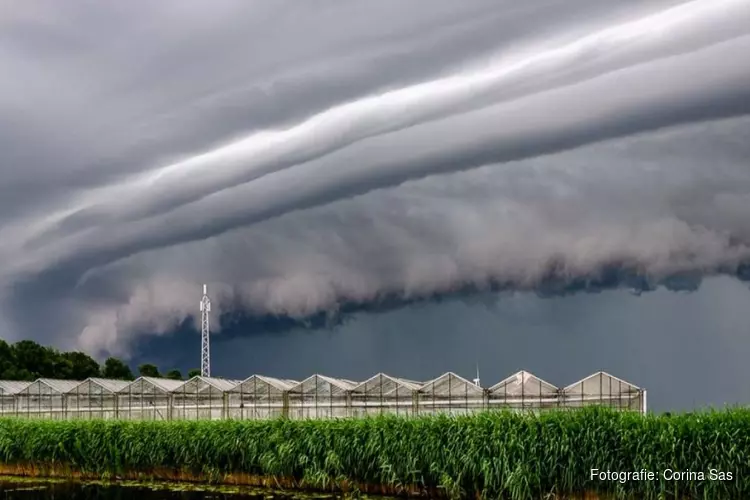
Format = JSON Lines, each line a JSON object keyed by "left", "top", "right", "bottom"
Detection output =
{"left": 0, "top": 478, "right": 379, "bottom": 500}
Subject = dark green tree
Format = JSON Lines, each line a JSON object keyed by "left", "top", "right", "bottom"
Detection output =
{"left": 52, "top": 354, "right": 73, "bottom": 379}
{"left": 138, "top": 363, "right": 160, "bottom": 378}
{"left": 11, "top": 340, "right": 56, "bottom": 379}
{"left": 0, "top": 340, "right": 165, "bottom": 381}
{"left": 0, "top": 340, "right": 16, "bottom": 379}
{"left": 164, "top": 369, "right": 182, "bottom": 380}
{"left": 61, "top": 351, "right": 101, "bottom": 380}
{"left": 187, "top": 368, "right": 201, "bottom": 379}
{"left": 102, "top": 357, "right": 134, "bottom": 380}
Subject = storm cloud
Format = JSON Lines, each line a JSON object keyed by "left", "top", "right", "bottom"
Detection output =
{"left": 1, "top": 0, "right": 750, "bottom": 410}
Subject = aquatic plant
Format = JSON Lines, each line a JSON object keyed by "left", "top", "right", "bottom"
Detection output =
{"left": 0, "top": 408, "right": 749, "bottom": 499}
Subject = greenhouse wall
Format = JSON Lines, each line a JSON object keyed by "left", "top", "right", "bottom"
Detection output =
{"left": 65, "top": 378, "right": 130, "bottom": 420}
{"left": 15, "top": 379, "right": 80, "bottom": 420}
{"left": 561, "top": 371, "right": 646, "bottom": 412}
{"left": 0, "top": 381, "right": 29, "bottom": 416}
{"left": 416, "top": 372, "right": 485, "bottom": 415}
{"left": 170, "top": 377, "right": 240, "bottom": 420}
{"left": 487, "top": 370, "right": 561, "bottom": 410}
{"left": 115, "top": 377, "right": 182, "bottom": 420}
{"left": 287, "top": 375, "right": 357, "bottom": 419}
{"left": 0, "top": 370, "right": 646, "bottom": 421}
{"left": 350, "top": 373, "right": 421, "bottom": 417}
{"left": 226, "top": 375, "right": 297, "bottom": 420}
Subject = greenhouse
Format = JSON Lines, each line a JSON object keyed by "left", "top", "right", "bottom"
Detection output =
{"left": 227, "top": 375, "right": 298, "bottom": 420}
{"left": 562, "top": 371, "right": 646, "bottom": 412}
{"left": 350, "top": 373, "right": 422, "bottom": 416}
{"left": 0, "top": 380, "right": 30, "bottom": 414}
{"left": 67, "top": 378, "right": 130, "bottom": 419}
{"left": 0, "top": 370, "right": 646, "bottom": 421}
{"left": 116, "top": 376, "right": 183, "bottom": 420}
{"left": 287, "top": 374, "right": 358, "bottom": 419}
{"left": 487, "top": 370, "right": 559, "bottom": 409}
{"left": 417, "top": 372, "right": 485, "bottom": 415}
{"left": 171, "top": 376, "right": 241, "bottom": 420}
{"left": 16, "top": 379, "right": 80, "bottom": 419}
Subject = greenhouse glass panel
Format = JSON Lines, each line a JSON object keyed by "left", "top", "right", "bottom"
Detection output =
{"left": 487, "top": 371, "right": 559, "bottom": 410}
{"left": 67, "top": 378, "right": 130, "bottom": 419}
{"left": 417, "top": 372, "right": 485, "bottom": 416}
{"left": 227, "top": 375, "right": 297, "bottom": 420}
{"left": 351, "top": 373, "right": 421, "bottom": 417}
{"left": 116, "top": 377, "right": 182, "bottom": 420}
{"left": 171, "top": 376, "right": 239, "bottom": 420}
{"left": 0, "top": 381, "right": 31, "bottom": 416}
{"left": 16, "top": 379, "right": 80, "bottom": 419}
{"left": 562, "top": 371, "right": 644, "bottom": 412}
{"left": 287, "top": 374, "right": 356, "bottom": 419}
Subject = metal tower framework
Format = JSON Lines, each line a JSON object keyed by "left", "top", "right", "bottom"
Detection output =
{"left": 200, "top": 284, "right": 211, "bottom": 377}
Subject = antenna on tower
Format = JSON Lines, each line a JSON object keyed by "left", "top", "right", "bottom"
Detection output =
{"left": 199, "top": 284, "right": 211, "bottom": 377}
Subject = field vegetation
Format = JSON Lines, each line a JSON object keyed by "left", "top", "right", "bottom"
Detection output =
{"left": 0, "top": 408, "right": 748, "bottom": 499}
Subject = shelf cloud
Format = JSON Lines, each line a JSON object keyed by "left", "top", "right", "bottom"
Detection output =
{"left": 1, "top": 0, "right": 749, "bottom": 358}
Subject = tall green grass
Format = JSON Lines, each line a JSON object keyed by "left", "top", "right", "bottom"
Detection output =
{"left": 0, "top": 408, "right": 748, "bottom": 499}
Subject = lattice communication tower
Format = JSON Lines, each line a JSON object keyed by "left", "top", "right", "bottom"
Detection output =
{"left": 200, "top": 284, "right": 211, "bottom": 377}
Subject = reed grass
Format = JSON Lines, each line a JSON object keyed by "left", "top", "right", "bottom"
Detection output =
{"left": 0, "top": 408, "right": 748, "bottom": 499}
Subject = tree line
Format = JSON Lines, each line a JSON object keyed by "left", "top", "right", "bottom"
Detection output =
{"left": 0, "top": 339, "right": 200, "bottom": 381}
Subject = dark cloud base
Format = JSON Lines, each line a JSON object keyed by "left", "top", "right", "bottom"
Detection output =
{"left": 133, "top": 261, "right": 750, "bottom": 370}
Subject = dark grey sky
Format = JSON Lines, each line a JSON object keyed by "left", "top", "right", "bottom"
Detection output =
{"left": 208, "top": 276, "right": 750, "bottom": 412}
{"left": 134, "top": 275, "right": 750, "bottom": 412}
{"left": 1, "top": 0, "right": 750, "bottom": 411}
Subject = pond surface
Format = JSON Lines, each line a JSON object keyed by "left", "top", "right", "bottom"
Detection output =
{"left": 0, "top": 478, "right": 387, "bottom": 500}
